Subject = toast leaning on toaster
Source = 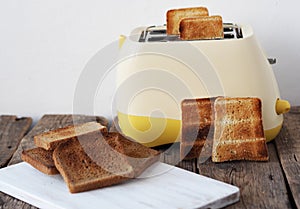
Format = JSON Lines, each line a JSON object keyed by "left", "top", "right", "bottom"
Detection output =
{"left": 212, "top": 97, "right": 268, "bottom": 162}
{"left": 180, "top": 97, "right": 269, "bottom": 162}
{"left": 180, "top": 98, "right": 216, "bottom": 160}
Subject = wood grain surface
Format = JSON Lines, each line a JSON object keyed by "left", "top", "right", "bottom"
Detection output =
{"left": 0, "top": 116, "right": 33, "bottom": 209}
{"left": 0, "top": 110, "right": 299, "bottom": 209}
{"left": 0, "top": 116, "right": 32, "bottom": 168}
{"left": 198, "top": 142, "right": 292, "bottom": 209}
{"left": 275, "top": 107, "right": 300, "bottom": 209}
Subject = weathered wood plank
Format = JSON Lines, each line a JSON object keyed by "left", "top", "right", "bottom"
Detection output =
{"left": 8, "top": 114, "right": 108, "bottom": 165}
{"left": 0, "top": 192, "right": 36, "bottom": 209}
{"left": 275, "top": 107, "right": 300, "bottom": 209}
{"left": 0, "top": 116, "right": 32, "bottom": 168}
{"left": 157, "top": 143, "right": 197, "bottom": 173}
{"left": 198, "top": 143, "right": 292, "bottom": 209}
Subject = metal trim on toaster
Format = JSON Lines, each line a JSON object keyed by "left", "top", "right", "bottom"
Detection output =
{"left": 138, "top": 23, "right": 243, "bottom": 42}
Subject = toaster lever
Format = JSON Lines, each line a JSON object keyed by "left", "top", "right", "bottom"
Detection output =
{"left": 268, "top": 58, "right": 277, "bottom": 65}
{"left": 276, "top": 99, "right": 290, "bottom": 115}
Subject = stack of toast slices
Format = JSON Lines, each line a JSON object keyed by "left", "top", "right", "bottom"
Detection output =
{"left": 181, "top": 97, "right": 269, "bottom": 162}
{"left": 21, "top": 121, "right": 160, "bottom": 193}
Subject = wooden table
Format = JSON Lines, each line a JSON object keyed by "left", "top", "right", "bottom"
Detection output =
{"left": 0, "top": 108, "right": 299, "bottom": 209}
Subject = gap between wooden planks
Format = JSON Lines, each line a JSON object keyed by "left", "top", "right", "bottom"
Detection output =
{"left": 275, "top": 107, "right": 300, "bottom": 209}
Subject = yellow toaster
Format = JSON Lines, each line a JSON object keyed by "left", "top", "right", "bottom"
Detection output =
{"left": 115, "top": 23, "right": 290, "bottom": 147}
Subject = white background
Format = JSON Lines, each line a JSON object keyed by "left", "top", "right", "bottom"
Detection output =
{"left": 0, "top": 0, "right": 299, "bottom": 123}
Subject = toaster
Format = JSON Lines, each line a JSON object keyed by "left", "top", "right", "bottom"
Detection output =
{"left": 115, "top": 23, "right": 290, "bottom": 147}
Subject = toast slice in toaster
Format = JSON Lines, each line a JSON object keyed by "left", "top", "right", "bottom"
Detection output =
{"left": 180, "top": 15, "right": 224, "bottom": 40}
{"left": 166, "top": 7, "right": 209, "bottom": 35}
{"left": 180, "top": 98, "right": 216, "bottom": 160}
{"left": 212, "top": 97, "right": 269, "bottom": 162}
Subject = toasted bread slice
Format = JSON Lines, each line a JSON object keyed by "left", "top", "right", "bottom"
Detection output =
{"left": 34, "top": 121, "right": 108, "bottom": 150}
{"left": 212, "top": 97, "right": 269, "bottom": 162}
{"left": 107, "top": 132, "right": 160, "bottom": 177}
{"left": 180, "top": 15, "right": 224, "bottom": 40}
{"left": 180, "top": 139, "right": 206, "bottom": 160}
{"left": 53, "top": 131, "right": 134, "bottom": 193}
{"left": 212, "top": 138, "right": 268, "bottom": 162}
{"left": 167, "top": 7, "right": 209, "bottom": 35}
{"left": 180, "top": 98, "right": 216, "bottom": 159}
{"left": 21, "top": 147, "right": 59, "bottom": 175}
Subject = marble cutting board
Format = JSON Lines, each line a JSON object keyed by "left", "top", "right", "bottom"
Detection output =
{"left": 0, "top": 162, "right": 239, "bottom": 209}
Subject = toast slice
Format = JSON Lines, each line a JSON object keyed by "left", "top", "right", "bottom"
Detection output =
{"left": 107, "top": 132, "right": 160, "bottom": 177}
{"left": 53, "top": 131, "right": 134, "bottom": 193}
{"left": 212, "top": 97, "right": 269, "bottom": 162}
{"left": 85, "top": 132, "right": 160, "bottom": 177}
{"left": 21, "top": 147, "right": 59, "bottom": 175}
{"left": 34, "top": 121, "right": 108, "bottom": 150}
{"left": 180, "top": 16, "right": 224, "bottom": 40}
{"left": 180, "top": 139, "right": 206, "bottom": 160}
{"left": 180, "top": 98, "right": 216, "bottom": 159}
{"left": 167, "top": 7, "right": 209, "bottom": 35}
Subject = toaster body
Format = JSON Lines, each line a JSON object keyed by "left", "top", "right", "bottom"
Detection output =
{"left": 116, "top": 24, "right": 290, "bottom": 147}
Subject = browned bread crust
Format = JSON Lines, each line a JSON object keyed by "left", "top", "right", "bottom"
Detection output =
{"left": 213, "top": 138, "right": 268, "bottom": 162}
{"left": 212, "top": 97, "right": 269, "bottom": 162}
{"left": 167, "top": 7, "right": 209, "bottom": 35}
{"left": 107, "top": 133, "right": 160, "bottom": 177}
{"left": 53, "top": 131, "right": 159, "bottom": 193}
{"left": 53, "top": 132, "right": 134, "bottom": 193}
{"left": 34, "top": 121, "right": 108, "bottom": 150}
{"left": 180, "top": 98, "right": 216, "bottom": 159}
{"left": 21, "top": 147, "right": 59, "bottom": 175}
{"left": 180, "top": 15, "right": 224, "bottom": 40}
{"left": 180, "top": 139, "right": 205, "bottom": 160}
{"left": 95, "top": 116, "right": 109, "bottom": 127}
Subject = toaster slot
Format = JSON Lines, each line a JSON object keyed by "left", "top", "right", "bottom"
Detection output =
{"left": 224, "top": 34, "right": 235, "bottom": 39}
{"left": 149, "top": 30, "right": 167, "bottom": 35}
{"left": 139, "top": 30, "right": 146, "bottom": 42}
{"left": 224, "top": 23, "right": 243, "bottom": 39}
{"left": 147, "top": 36, "right": 168, "bottom": 42}
{"left": 139, "top": 23, "right": 243, "bottom": 42}
{"left": 223, "top": 23, "right": 234, "bottom": 32}
{"left": 235, "top": 27, "right": 243, "bottom": 38}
